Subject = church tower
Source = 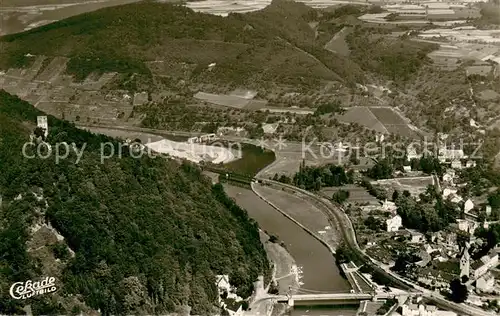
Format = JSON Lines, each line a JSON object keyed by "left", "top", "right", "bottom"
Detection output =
{"left": 460, "top": 242, "right": 470, "bottom": 279}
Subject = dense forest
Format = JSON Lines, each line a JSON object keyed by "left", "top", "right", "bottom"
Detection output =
{"left": 0, "top": 90, "right": 270, "bottom": 314}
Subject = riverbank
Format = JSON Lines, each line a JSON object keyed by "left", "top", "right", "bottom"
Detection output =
{"left": 224, "top": 185, "right": 349, "bottom": 293}
{"left": 258, "top": 230, "right": 300, "bottom": 295}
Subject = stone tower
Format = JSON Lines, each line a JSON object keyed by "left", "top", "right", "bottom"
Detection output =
{"left": 37, "top": 116, "right": 48, "bottom": 138}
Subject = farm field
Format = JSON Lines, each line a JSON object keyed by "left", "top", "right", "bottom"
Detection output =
{"left": 194, "top": 92, "right": 250, "bottom": 109}
{"left": 371, "top": 176, "right": 435, "bottom": 197}
{"left": 194, "top": 91, "right": 268, "bottom": 110}
{"left": 321, "top": 184, "right": 379, "bottom": 205}
{"left": 337, "top": 107, "right": 388, "bottom": 134}
{"left": 384, "top": 124, "right": 419, "bottom": 139}
{"left": 338, "top": 106, "right": 421, "bottom": 139}
{"left": 369, "top": 107, "right": 407, "bottom": 125}
{"left": 324, "top": 26, "right": 352, "bottom": 56}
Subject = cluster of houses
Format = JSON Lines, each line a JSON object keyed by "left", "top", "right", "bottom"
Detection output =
{"left": 399, "top": 297, "right": 458, "bottom": 316}
{"left": 460, "top": 243, "right": 499, "bottom": 293}
{"left": 399, "top": 298, "right": 457, "bottom": 316}
{"left": 214, "top": 275, "right": 244, "bottom": 316}
{"left": 407, "top": 144, "right": 476, "bottom": 170}
{"left": 361, "top": 143, "right": 500, "bottom": 304}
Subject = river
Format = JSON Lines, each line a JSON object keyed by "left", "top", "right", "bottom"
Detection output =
{"left": 223, "top": 185, "right": 357, "bottom": 316}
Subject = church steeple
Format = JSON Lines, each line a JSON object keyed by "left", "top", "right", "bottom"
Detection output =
{"left": 459, "top": 242, "right": 470, "bottom": 279}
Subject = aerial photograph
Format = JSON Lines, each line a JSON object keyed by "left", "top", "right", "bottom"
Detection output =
{"left": 0, "top": 0, "right": 499, "bottom": 315}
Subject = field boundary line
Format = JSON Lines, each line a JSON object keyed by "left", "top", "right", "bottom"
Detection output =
{"left": 366, "top": 107, "right": 390, "bottom": 134}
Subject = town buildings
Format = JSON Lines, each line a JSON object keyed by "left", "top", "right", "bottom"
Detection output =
{"left": 476, "top": 273, "right": 495, "bottom": 293}
{"left": 408, "top": 229, "right": 425, "bottom": 243}
{"left": 401, "top": 299, "right": 458, "bottom": 316}
{"left": 387, "top": 215, "right": 403, "bottom": 232}
{"left": 472, "top": 251, "right": 499, "bottom": 280}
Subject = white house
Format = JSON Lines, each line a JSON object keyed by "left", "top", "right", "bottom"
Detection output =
{"left": 457, "top": 219, "right": 478, "bottom": 234}
{"left": 464, "top": 199, "right": 474, "bottom": 212}
{"left": 438, "top": 148, "right": 466, "bottom": 163}
{"left": 382, "top": 199, "right": 397, "bottom": 213}
{"left": 386, "top": 215, "right": 402, "bottom": 232}
{"left": 407, "top": 145, "right": 420, "bottom": 160}
{"left": 408, "top": 229, "right": 424, "bottom": 243}
{"left": 451, "top": 160, "right": 462, "bottom": 169}
{"left": 262, "top": 123, "right": 279, "bottom": 135}
{"left": 402, "top": 303, "right": 457, "bottom": 316}
{"left": 225, "top": 305, "right": 243, "bottom": 316}
{"left": 476, "top": 273, "right": 495, "bottom": 293}
{"left": 403, "top": 165, "right": 412, "bottom": 173}
{"left": 472, "top": 251, "right": 499, "bottom": 280}
{"left": 424, "top": 244, "right": 437, "bottom": 254}
{"left": 486, "top": 205, "right": 492, "bottom": 216}
{"left": 442, "top": 169, "right": 456, "bottom": 185}
{"left": 465, "top": 160, "right": 476, "bottom": 168}
{"left": 450, "top": 194, "right": 463, "bottom": 204}
{"left": 442, "top": 188, "right": 458, "bottom": 199}
{"left": 216, "top": 275, "right": 231, "bottom": 294}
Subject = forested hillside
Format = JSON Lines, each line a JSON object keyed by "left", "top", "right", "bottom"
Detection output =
{"left": 0, "top": 0, "right": 365, "bottom": 88}
{"left": 0, "top": 90, "right": 270, "bottom": 315}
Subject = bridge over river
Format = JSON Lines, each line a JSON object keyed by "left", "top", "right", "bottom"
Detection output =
{"left": 258, "top": 290, "right": 421, "bottom": 307}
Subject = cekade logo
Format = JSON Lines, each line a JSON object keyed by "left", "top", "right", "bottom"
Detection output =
{"left": 9, "top": 277, "right": 57, "bottom": 299}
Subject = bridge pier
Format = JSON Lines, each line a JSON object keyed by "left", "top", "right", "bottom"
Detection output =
{"left": 288, "top": 298, "right": 294, "bottom": 307}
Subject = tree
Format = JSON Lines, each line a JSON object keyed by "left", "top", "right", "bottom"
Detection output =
{"left": 487, "top": 190, "right": 500, "bottom": 209}
{"left": 364, "top": 216, "right": 383, "bottom": 231}
{"left": 392, "top": 190, "right": 399, "bottom": 201}
{"left": 33, "top": 126, "right": 46, "bottom": 139}
{"left": 241, "top": 301, "right": 249, "bottom": 311}
{"left": 268, "top": 235, "right": 279, "bottom": 243}
{"left": 349, "top": 153, "right": 360, "bottom": 165}
{"left": 314, "top": 101, "right": 342, "bottom": 116}
{"left": 449, "top": 279, "right": 468, "bottom": 303}
{"left": 278, "top": 174, "right": 291, "bottom": 184}
{"left": 268, "top": 282, "right": 279, "bottom": 295}
{"left": 367, "top": 159, "right": 393, "bottom": 179}
{"left": 332, "top": 190, "right": 350, "bottom": 204}
{"left": 335, "top": 243, "right": 356, "bottom": 264}
{"left": 392, "top": 252, "right": 418, "bottom": 273}
{"left": 419, "top": 156, "right": 442, "bottom": 176}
